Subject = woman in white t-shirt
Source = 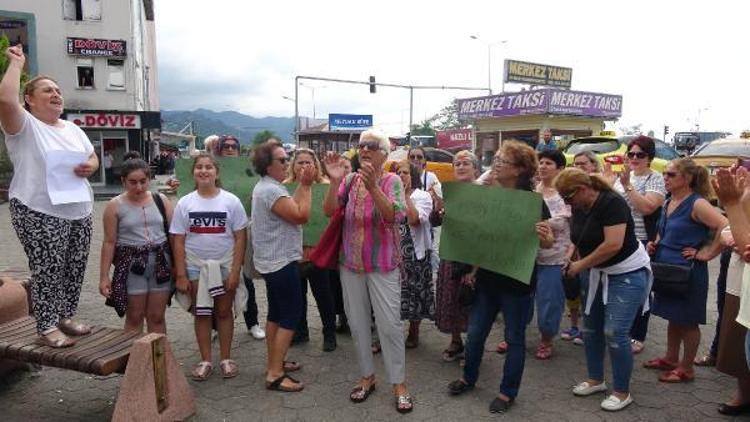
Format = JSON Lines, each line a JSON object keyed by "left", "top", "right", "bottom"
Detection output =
{"left": 170, "top": 153, "right": 248, "bottom": 381}
{"left": 0, "top": 45, "right": 99, "bottom": 348}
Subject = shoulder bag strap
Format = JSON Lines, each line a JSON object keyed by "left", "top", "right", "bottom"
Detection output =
{"left": 151, "top": 191, "right": 170, "bottom": 240}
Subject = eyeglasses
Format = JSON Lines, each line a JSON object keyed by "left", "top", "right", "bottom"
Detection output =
{"left": 561, "top": 188, "right": 579, "bottom": 203}
{"left": 273, "top": 157, "right": 289, "bottom": 164}
{"left": 663, "top": 171, "right": 678, "bottom": 178}
{"left": 222, "top": 143, "right": 239, "bottom": 150}
{"left": 626, "top": 151, "right": 648, "bottom": 159}
{"left": 358, "top": 140, "right": 382, "bottom": 152}
{"left": 493, "top": 157, "right": 516, "bottom": 167}
{"left": 409, "top": 154, "right": 425, "bottom": 161}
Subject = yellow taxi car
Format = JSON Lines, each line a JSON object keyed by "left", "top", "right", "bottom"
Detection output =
{"left": 386, "top": 147, "right": 455, "bottom": 182}
{"left": 691, "top": 137, "right": 750, "bottom": 203}
{"left": 562, "top": 133, "right": 679, "bottom": 173}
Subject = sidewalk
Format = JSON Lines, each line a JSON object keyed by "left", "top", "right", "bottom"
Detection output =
{"left": 0, "top": 202, "right": 738, "bottom": 421}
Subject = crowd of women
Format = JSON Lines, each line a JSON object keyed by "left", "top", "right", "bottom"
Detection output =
{"left": 4, "top": 43, "right": 750, "bottom": 416}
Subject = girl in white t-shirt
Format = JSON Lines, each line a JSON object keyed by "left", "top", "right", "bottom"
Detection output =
{"left": 1, "top": 45, "right": 99, "bottom": 348}
{"left": 170, "top": 153, "right": 248, "bottom": 380}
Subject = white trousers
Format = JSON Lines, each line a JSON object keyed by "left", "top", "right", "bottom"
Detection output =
{"left": 340, "top": 266, "right": 405, "bottom": 384}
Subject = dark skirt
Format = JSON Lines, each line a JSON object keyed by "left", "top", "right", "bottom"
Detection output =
{"left": 434, "top": 260, "right": 470, "bottom": 334}
{"left": 717, "top": 294, "right": 750, "bottom": 379}
{"left": 399, "top": 223, "right": 434, "bottom": 321}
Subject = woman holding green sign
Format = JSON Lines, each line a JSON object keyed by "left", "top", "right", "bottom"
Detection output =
{"left": 555, "top": 167, "right": 651, "bottom": 411}
{"left": 448, "top": 141, "right": 554, "bottom": 414}
{"left": 284, "top": 147, "right": 338, "bottom": 352}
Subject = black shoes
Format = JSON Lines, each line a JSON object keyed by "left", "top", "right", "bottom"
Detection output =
{"left": 718, "top": 402, "right": 750, "bottom": 416}
{"left": 323, "top": 333, "right": 337, "bottom": 352}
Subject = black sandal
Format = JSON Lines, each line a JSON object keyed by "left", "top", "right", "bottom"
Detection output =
{"left": 448, "top": 379, "right": 474, "bottom": 396}
{"left": 283, "top": 360, "right": 302, "bottom": 372}
{"left": 442, "top": 342, "right": 464, "bottom": 362}
{"left": 265, "top": 374, "right": 304, "bottom": 392}
{"left": 489, "top": 396, "right": 514, "bottom": 413}
{"left": 350, "top": 382, "right": 376, "bottom": 403}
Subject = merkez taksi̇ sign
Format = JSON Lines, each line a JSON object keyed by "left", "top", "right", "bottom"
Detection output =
{"left": 456, "top": 89, "right": 622, "bottom": 120}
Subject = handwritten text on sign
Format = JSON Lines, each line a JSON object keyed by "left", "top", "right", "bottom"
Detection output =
{"left": 439, "top": 182, "right": 543, "bottom": 284}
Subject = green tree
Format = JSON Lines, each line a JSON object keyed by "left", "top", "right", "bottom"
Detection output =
{"left": 0, "top": 34, "right": 29, "bottom": 88}
{"left": 252, "top": 130, "right": 277, "bottom": 146}
{"left": 410, "top": 120, "right": 435, "bottom": 137}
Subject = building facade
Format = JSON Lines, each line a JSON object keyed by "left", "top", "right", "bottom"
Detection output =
{"left": 0, "top": 0, "right": 160, "bottom": 187}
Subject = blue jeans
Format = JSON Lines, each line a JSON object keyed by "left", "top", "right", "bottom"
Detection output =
{"left": 534, "top": 264, "right": 565, "bottom": 338}
{"left": 463, "top": 279, "right": 532, "bottom": 399}
{"left": 582, "top": 268, "right": 648, "bottom": 393}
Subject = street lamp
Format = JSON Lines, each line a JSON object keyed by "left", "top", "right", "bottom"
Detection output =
{"left": 299, "top": 82, "right": 326, "bottom": 120}
{"left": 470, "top": 35, "right": 508, "bottom": 95}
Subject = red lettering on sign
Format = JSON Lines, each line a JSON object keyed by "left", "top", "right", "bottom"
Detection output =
{"left": 124, "top": 115, "right": 135, "bottom": 127}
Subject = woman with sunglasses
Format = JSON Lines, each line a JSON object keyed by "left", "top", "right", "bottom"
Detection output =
{"left": 555, "top": 167, "right": 650, "bottom": 411}
{"left": 435, "top": 151, "right": 481, "bottom": 364}
{"left": 250, "top": 140, "right": 315, "bottom": 392}
{"left": 284, "top": 148, "right": 338, "bottom": 352}
{"left": 218, "top": 135, "right": 240, "bottom": 157}
{"left": 612, "top": 136, "right": 667, "bottom": 354}
{"left": 448, "top": 141, "right": 554, "bottom": 414}
{"left": 323, "top": 129, "right": 414, "bottom": 413}
{"left": 644, "top": 159, "right": 726, "bottom": 383}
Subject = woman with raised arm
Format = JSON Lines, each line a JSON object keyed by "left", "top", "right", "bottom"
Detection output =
{"left": 323, "top": 129, "right": 414, "bottom": 413}
{"left": 0, "top": 45, "right": 98, "bottom": 347}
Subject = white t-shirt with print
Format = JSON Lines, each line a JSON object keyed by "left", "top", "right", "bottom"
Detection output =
{"left": 2, "top": 109, "right": 94, "bottom": 219}
{"left": 170, "top": 189, "right": 248, "bottom": 260}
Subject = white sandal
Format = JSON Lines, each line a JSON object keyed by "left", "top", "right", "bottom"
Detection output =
{"left": 191, "top": 361, "right": 213, "bottom": 381}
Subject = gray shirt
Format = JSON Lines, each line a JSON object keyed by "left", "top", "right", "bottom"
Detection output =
{"left": 116, "top": 196, "right": 168, "bottom": 246}
{"left": 250, "top": 176, "right": 302, "bottom": 274}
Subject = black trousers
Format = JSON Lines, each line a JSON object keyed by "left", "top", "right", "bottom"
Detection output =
{"left": 297, "top": 262, "right": 336, "bottom": 336}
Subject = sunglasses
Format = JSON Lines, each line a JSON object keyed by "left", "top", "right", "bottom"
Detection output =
{"left": 561, "top": 189, "right": 578, "bottom": 203}
{"left": 663, "top": 171, "right": 678, "bottom": 178}
{"left": 626, "top": 151, "right": 648, "bottom": 159}
{"left": 358, "top": 140, "right": 382, "bottom": 152}
{"left": 409, "top": 154, "right": 425, "bottom": 160}
{"left": 273, "top": 157, "right": 289, "bottom": 164}
{"left": 222, "top": 143, "right": 238, "bottom": 150}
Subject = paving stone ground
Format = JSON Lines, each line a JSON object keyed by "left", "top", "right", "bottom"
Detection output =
{"left": 0, "top": 201, "right": 745, "bottom": 421}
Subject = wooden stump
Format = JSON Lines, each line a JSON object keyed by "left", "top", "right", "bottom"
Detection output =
{"left": 112, "top": 334, "right": 195, "bottom": 422}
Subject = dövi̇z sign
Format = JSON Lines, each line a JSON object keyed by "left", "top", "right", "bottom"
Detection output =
{"left": 68, "top": 113, "right": 142, "bottom": 129}
{"left": 67, "top": 37, "right": 127, "bottom": 57}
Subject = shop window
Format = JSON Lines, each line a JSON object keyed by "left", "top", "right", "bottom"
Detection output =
{"left": 107, "top": 59, "right": 125, "bottom": 90}
{"left": 63, "top": 0, "right": 101, "bottom": 21}
{"left": 76, "top": 58, "right": 94, "bottom": 89}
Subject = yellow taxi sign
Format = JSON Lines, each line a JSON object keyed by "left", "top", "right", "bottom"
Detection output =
{"left": 598, "top": 130, "right": 617, "bottom": 137}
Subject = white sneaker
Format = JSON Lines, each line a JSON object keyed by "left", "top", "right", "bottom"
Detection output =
{"left": 600, "top": 394, "right": 633, "bottom": 411}
{"left": 572, "top": 381, "right": 608, "bottom": 396}
{"left": 249, "top": 325, "right": 266, "bottom": 340}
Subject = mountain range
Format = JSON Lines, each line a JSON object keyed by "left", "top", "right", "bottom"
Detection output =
{"left": 161, "top": 109, "right": 296, "bottom": 144}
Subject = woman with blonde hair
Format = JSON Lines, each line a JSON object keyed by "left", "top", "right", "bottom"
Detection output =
{"left": 644, "top": 159, "right": 727, "bottom": 383}
{"left": 435, "top": 150, "right": 481, "bottom": 363}
{"left": 555, "top": 167, "right": 651, "bottom": 411}
{"left": 284, "top": 147, "right": 337, "bottom": 351}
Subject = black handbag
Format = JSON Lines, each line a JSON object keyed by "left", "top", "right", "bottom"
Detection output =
{"left": 641, "top": 173, "right": 662, "bottom": 242}
{"left": 650, "top": 261, "right": 692, "bottom": 297}
{"left": 650, "top": 200, "right": 693, "bottom": 297}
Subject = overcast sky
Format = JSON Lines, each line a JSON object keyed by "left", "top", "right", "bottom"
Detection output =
{"left": 155, "top": 0, "right": 749, "bottom": 139}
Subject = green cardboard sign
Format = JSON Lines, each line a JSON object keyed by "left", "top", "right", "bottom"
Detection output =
{"left": 439, "top": 182, "right": 543, "bottom": 284}
{"left": 174, "top": 157, "right": 328, "bottom": 246}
